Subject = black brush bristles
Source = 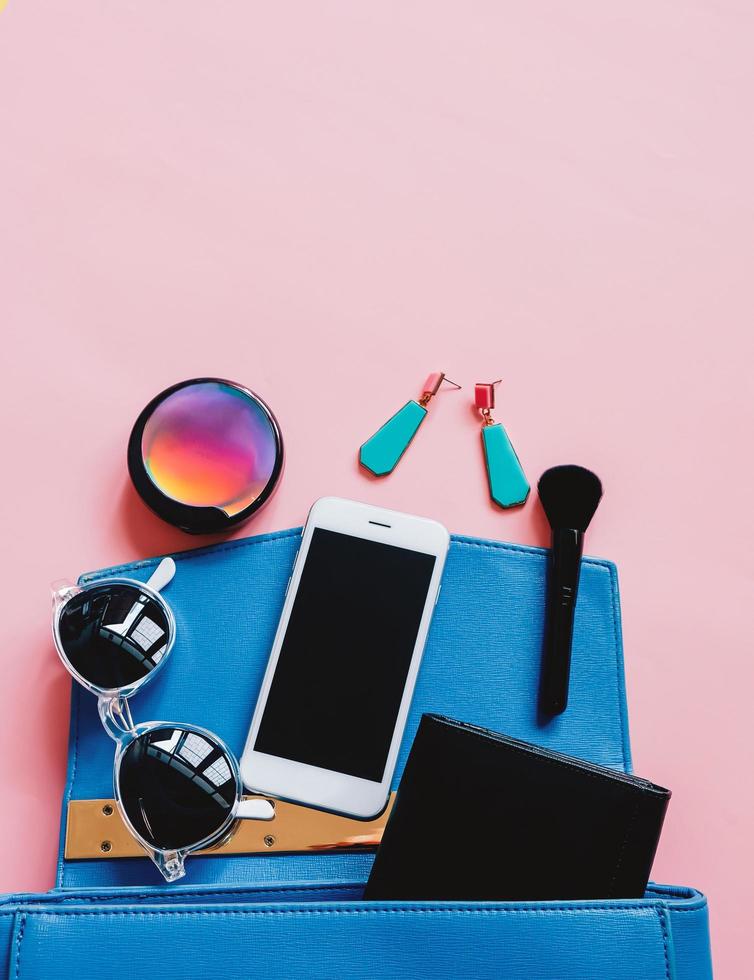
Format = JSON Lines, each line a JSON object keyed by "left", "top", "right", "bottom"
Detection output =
{"left": 537, "top": 465, "right": 603, "bottom": 532}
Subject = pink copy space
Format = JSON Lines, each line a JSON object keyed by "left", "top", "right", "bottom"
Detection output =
{"left": 0, "top": 2, "right": 752, "bottom": 974}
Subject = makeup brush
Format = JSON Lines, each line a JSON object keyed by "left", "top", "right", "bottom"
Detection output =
{"left": 538, "top": 465, "right": 603, "bottom": 717}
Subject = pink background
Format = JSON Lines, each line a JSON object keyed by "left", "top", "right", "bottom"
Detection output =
{"left": 1, "top": 2, "right": 751, "bottom": 972}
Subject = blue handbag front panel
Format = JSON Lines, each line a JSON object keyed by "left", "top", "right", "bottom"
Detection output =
{"left": 60, "top": 528, "right": 630, "bottom": 888}
{"left": 6, "top": 898, "right": 681, "bottom": 980}
{"left": 0, "top": 883, "right": 713, "bottom": 980}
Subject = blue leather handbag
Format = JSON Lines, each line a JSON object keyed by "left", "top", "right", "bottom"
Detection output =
{"left": 0, "top": 529, "right": 713, "bottom": 979}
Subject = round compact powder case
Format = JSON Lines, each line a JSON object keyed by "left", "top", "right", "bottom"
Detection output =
{"left": 128, "top": 378, "right": 284, "bottom": 534}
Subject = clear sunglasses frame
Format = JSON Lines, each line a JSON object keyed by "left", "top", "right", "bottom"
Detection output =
{"left": 51, "top": 558, "right": 273, "bottom": 882}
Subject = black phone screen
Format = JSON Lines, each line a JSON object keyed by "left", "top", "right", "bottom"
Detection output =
{"left": 253, "top": 528, "right": 437, "bottom": 782}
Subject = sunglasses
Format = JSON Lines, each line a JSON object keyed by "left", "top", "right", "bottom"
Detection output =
{"left": 51, "top": 557, "right": 273, "bottom": 882}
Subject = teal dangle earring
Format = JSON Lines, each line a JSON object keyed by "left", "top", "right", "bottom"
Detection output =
{"left": 475, "top": 380, "right": 530, "bottom": 508}
{"left": 359, "top": 372, "right": 462, "bottom": 476}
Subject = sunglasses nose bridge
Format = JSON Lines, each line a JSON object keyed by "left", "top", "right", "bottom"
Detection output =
{"left": 152, "top": 849, "right": 186, "bottom": 883}
{"left": 98, "top": 695, "right": 137, "bottom": 743}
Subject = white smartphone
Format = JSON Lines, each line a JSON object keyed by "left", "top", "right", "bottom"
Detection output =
{"left": 240, "top": 496, "right": 449, "bottom": 819}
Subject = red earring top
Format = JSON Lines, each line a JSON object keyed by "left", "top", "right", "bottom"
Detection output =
{"left": 474, "top": 381, "right": 499, "bottom": 411}
{"left": 419, "top": 373, "right": 462, "bottom": 406}
{"left": 422, "top": 373, "right": 446, "bottom": 399}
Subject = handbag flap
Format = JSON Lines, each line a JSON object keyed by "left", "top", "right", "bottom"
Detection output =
{"left": 59, "top": 527, "right": 630, "bottom": 888}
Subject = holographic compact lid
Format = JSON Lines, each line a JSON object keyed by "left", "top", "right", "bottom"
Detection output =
{"left": 128, "top": 378, "right": 284, "bottom": 534}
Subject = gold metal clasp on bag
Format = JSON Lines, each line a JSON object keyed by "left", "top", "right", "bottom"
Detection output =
{"left": 64, "top": 795, "right": 394, "bottom": 860}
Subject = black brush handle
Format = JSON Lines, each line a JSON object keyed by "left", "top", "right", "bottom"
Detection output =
{"left": 540, "top": 527, "right": 584, "bottom": 716}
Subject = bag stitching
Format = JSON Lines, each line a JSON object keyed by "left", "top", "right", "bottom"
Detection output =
{"left": 605, "top": 561, "right": 631, "bottom": 772}
{"left": 79, "top": 530, "right": 616, "bottom": 582}
{"left": 0, "top": 897, "right": 709, "bottom": 915}
{"left": 61, "top": 686, "right": 82, "bottom": 888}
{"left": 0, "top": 883, "right": 706, "bottom": 910}
{"left": 14, "top": 912, "right": 25, "bottom": 980}
{"left": 14, "top": 904, "right": 668, "bottom": 917}
{"left": 656, "top": 906, "right": 671, "bottom": 980}
{"left": 45, "top": 883, "right": 362, "bottom": 904}
{"left": 645, "top": 885, "right": 707, "bottom": 911}
{"left": 656, "top": 905, "right": 706, "bottom": 915}
{"left": 79, "top": 528, "right": 304, "bottom": 583}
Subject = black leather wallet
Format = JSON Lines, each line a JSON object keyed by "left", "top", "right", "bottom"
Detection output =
{"left": 365, "top": 714, "right": 671, "bottom": 902}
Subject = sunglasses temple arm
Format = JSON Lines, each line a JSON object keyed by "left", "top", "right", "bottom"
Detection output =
{"left": 236, "top": 798, "right": 276, "bottom": 821}
{"left": 51, "top": 581, "right": 79, "bottom": 609}
{"left": 97, "top": 695, "right": 136, "bottom": 742}
{"left": 145, "top": 557, "right": 176, "bottom": 594}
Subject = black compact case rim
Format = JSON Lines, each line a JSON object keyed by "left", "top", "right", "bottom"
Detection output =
{"left": 127, "top": 376, "right": 284, "bottom": 534}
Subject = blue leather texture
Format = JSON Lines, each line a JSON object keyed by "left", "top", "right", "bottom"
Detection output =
{"left": 0, "top": 883, "right": 712, "bottom": 980}
{"left": 0, "top": 527, "right": 709, "bottom": 978}
{"left": 63, "top": 527, "right": 630, "bottom": 888}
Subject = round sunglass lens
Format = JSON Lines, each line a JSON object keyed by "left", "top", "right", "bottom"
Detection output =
{"left": 58, "top": 584, "right": 171, "bottom": 690}
{"left": 118, "top": 727, "right": 238, "bottom": 852}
